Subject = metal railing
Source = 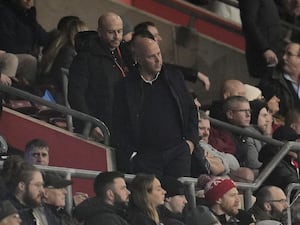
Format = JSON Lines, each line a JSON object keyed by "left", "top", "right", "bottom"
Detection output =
{"left": 0, "top": 84, "right": 110, "bottom": 145}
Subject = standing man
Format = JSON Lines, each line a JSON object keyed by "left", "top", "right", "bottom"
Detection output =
{"left": 73, "top": 171, "right": 130, "bottom": 225}
{"left": 69, "top": 12, "right": 131, "bottom": 135}
{"left": 113, "top": 34, "right": 199, "bottom": 177}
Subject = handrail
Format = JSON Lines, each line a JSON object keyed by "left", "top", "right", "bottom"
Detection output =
{"left": 286, "top": 183, "right": 300, "bottom": 225}
{"left": 0, "top": 84, "right": 110, "bottom": 145}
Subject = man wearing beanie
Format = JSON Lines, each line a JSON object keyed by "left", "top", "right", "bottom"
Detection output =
{"left": 204, "top": 177, "right": 255, "bottom": 225}
{"left": 159, "top": 177, "right": 188, "bottom": 225}
{"left": 0, "top": 200, "right": 21, "bottom": 225}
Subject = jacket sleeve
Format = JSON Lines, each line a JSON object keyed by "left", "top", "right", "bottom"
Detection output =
{"left": 0, "top": 9, "right": 19, "bottom": 52}
{"left": 166, "top": 62, "right": 198, "bottom": 83}
{"left": 68, "top": 52, "right": 90, "bottom": 114}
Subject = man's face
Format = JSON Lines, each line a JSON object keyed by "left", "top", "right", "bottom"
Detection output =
{"left": 257, "top": 107, "right": 271, "bottom": 133}
{"left": 112, "top": 178, "right": 130, "bottom": 206}
{"left": 267, "top": 188, "right": 288, "bottom": 221}
{"left": 198, "top": 119, "right": 210, "bottom": 143}
{"left": 147, "top": 178, "right": 166, "bottom": 208}
{"left": 17, "top": 0, "right": 33, "bottom": 9}
{"left": 147, "top": 25, "right": 162, "bottom": 43}
{"left": 135, "top": 38, "right": 163, "bottom": 76}
{"left": 227, "top": 101, "right": 251, "bottom": 127}
{"left": 283, "top": 43, "right": 300, "bottom": 76}
{"left": 27, "top": 147, "right": 49, "bottom": 166}
{"left": 22, "top": 171, "right": 44, "bottom": 207}
{"left": 2, "top": 214, "right": 22, "bottom": 225}
{"left": 166, "top": 195, "right": 188, "bottom": 214}
{"left": 291, "top": 119, "right": 300, "bottom": 135}
{"left": 219, "top": 187, "right": 240, "bottom": 216}
{"left": 44, "top": 188, "right": 67, "bottom": 208}
{"left": 98, "top": 15, "right": 123, "bottom": 50}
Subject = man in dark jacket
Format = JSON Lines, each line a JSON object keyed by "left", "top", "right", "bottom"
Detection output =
{"left": 73, "top": 171, "right": 130, "bottom": 225}
{"left": 112, "top": 34, "right": 200, "bottom": 178}
{"left": 68, "top": 12, "right": 132, "bottom": 136}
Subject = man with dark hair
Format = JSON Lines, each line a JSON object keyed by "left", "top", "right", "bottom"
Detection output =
{"left": 24, "top": 139, "right": 49, "bottom": 166}
{"left": 248, "top": 186, "right": 288, "bottom": 223}
{"left": 73, "top": 171, "right": 130, "bottom": 225}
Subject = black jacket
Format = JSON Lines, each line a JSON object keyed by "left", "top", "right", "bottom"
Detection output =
{"left": 0, "top": 3, "right": 48, "bottom": 54}
{"left": 159, "top": 206, "right": 185, "bottom": 225}
{"left": 112, "top": 64, "right": 199, "bottom": 154}
{"left": 43, "top": 203, "right": 78, "bottom": 225}
{"left": 128, "top": 206, "right": 159, "bottom": 225}
{"left": 72, "top": 197, "right": 129, "bottom": 225}
{"left": 68, "top": 31, "right": 132, "bottom": 130}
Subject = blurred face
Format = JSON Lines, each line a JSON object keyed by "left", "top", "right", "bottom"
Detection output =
{"left": 267, "top": 187, "right": 289, "bottom": 221}
{"left": 291, "top": 119, "right": 300, "bottom": 135}
{"left": 165, "top": 195, "right": 187, "bottom": 214}
{"left": 112, "top": 178, "right": 130, "bottom": 205}
{"left": 135, "top": 38, "right": 163, "bottom": 77}
{"left": 267, "top": 96, "right": 280, "bottom": 115}
{"left": 147, "top": 25, "right": 162, "bottom": 43}
{"left": 257, "top": 107, "right": 271, "bottom": 133}
{"left": 282, "top": 43, "right": 300, "bottom": 77}
{"left": 27, "top": 147, "right": 49, "bottom": 166}
{"left": 98, "top": 14, "right": 123, "bottom": 50}
{"left": 44, "top": 188, "right": 67, "bottom": 208}
{"left": 1, "top": 214, "right": 22, "bottom": 225}
{"left": 219, "top": 188, "right": 240, "bottom": 216}
{"left": 227, "top": 101, "right": 251, "bottom": 127}
{"left": 23, "top": 171, "right": 44, "bottom": 207}
{"left": 198, "top": 119, "right": 210, "bottom": 143}
{"left": 148, "top": 178, "right": 166, "bottom": 207}
{"left": 17, "top": 0, "right": 33, "bottom": 9}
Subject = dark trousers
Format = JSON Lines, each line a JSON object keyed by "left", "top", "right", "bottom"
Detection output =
{"left": 132, "top": 141, "right": 191, "bottom": 178}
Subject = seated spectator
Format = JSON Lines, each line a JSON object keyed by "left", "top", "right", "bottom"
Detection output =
{"left": 285, "top": 107, "right": 300, "bottom": 134}
{"left": 128, "top": 174, "right": 166, "bottom": 225}
{"left": 248, "top": 186, "right": 288, "bottom": 223}
{"left": 259, "top": 126, "right": 300, "bottom": 191}
{"left": 73, "top": 171, "right": 130, "bottom": 225}
{"left": 250, "top": 99, "right": 272, "bottom": 136}
{"left": 202, "top": 176, "right": 255, "bottom": 225}
{"left": 0, "top": 200, "right": 21, "bottom": 225}
{"left": 159, "top": 177, "right": 187, "bottom": 225}
{"left": 38, "top": 16, "right": 88, "bottom": 103}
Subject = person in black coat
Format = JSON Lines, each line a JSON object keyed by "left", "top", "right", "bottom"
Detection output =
{"left": 239, "top": 0, "right": 286, "bottom": 78}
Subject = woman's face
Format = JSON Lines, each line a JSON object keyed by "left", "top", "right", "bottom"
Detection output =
{"left": 257, "top": 107, "right": 271, "bottom": 133}
{"left": 147, "top": 178, "right": 166, "bottom": 207}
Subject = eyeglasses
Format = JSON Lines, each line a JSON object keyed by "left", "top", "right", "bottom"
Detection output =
{"left": 231, "top": 109, "right": 252, "bottom": 114}
{"left": 268, "top": 199, "right": 287, "bottom": 204}
{"left": 284, "top": 51, "right": 299, "bottom": 57}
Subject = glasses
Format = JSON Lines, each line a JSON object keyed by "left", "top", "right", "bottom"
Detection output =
{"left": 231, "top": 109, "right": 252, "bottom": 114}
{"left": 268, "top": 199, "right": 287, "bottom": 204}
{"left": 284, "top": 51, "right": 299, "bottom": 57}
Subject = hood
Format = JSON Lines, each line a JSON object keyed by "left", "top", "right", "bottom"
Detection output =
{"left": 74, "top": 30, "right": 99, "bottom": 53}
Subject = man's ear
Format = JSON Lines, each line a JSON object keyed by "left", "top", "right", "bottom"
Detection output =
{"left": 106, "top": 189, "right": 114, "bottom": 201}
{"left": 263, "top": 202, "right": 272, "bottom": 211}
{"left": 165, "top": 197, "right": 171, "bottom": 203}
{"left": 216, "top": 198, "right": 222, "bottom": 204}
{"left": 18, "top": 181, "right": 26, "bottom": 192}
{"left": 226, "top": 110, "right": 233, "bottom": 120}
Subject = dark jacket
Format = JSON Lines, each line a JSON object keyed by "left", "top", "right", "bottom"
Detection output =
{"left": 159, "top": 206, "right": 185, "bottom": 225}
{"left": 68, "top": 31, "right": 131, "bottom": 130}
{"left": 72, "top": 197, "right": 129, "bottom": 225}
{"left": 43, "top": 203, "right": 78, "bottom": 225}
{"left": 112, "top": 64, "right": 199, "bottom": 153}
{"left": 248, "top": 204, "right": 273, "bottom": 221}
{"left": 259, "top": 68, "right": 300, "bottom": 117}
{"left": 128, "top": 206, "right": 159, "bottom": 225}
{"left": 0, "top": 2, "right": 48, "bottom": 54}
{"left": 239, "top": 0, "right": 285, "bottom": 78}
{"left": 214, "top": 209, "right": 255, "bottom": 225}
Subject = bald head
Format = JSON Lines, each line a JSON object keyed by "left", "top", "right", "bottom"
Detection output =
{"left": 222, "top": 79, "right": 246, "bottom": 99}
{"left": 132, "top": 36, "right": 162, "bottom": 78}
{"left": 98, "top": 12, "right": 123, "bottom": 50}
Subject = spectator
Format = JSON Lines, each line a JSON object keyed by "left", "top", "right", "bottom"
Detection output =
{"left": 128, "top": 174, "right": 166, "bottom": 225}
{"left": 37, "top": 171, "right": 78, "bottom": 225}
{"left": 69, "top": 12, "right": 132, "bottom": 136}
{"left": 239, "top": 0, "right": 285, "bottom": 78}
{"left": 38, "top": 16, "right": 88, "bottom": 104}
{"left": 0, "top": 200, "right": 21, "bottom": 225}
{"left": 0, "top": 0, "right": 49, "bottom": 84}
{"left": 202, "top": 176, "right": 255, "bottom": 225}
{"left": 260, "top": 42, "right": 300, "bottom": 118}
{"left": 113, "top": 33, "right": 199, "bottom": 177}
{"left": 250, "top": 99, "right": 272, "bottom": 136}
{"left": 73, "top": 171, "right": 130, "bottom": 225}
{"left": 24, "top": 139, "right": 49, "bottom": 166}
{"left": 159, "top": 177, "right": 187, "bottom": 225}
{"left": 285, "top": 107, "right": 300, "bottom": 134}
{"left": 248, "top": 186, "right": 288, "bottom": 223}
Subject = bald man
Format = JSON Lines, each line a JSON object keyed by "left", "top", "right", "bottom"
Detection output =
{"left": 69, "top": 12, "right": 132, "bottom": 136}
{"left": 112, "top": 33, "right": 201, "bottom": 177}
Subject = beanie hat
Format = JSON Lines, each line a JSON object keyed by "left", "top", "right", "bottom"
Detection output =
{"left": 250, "top": 99, "right": 268, "bottom": 125}
{"left": 186, "top": 205, "right": 219, "bottom": 225}
{"left": 161, "top": 177, "right": 185, "bottom": 198}
{"left": 204, "top": 177, "right": 236, "bottom": 205}
{"left": 273, "top": 126, "right": 300, "bottom": 141}
{"left": 245, "top": 84, "right": 262, "bottom": 101}
{"left": 0, "top": 200, "right": 18, "bottom": 221}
